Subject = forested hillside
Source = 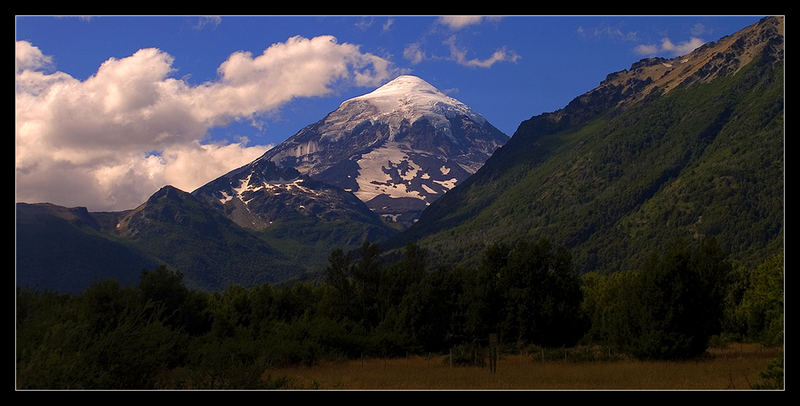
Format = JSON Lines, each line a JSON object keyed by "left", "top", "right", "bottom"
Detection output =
{"left": 392, "top": 17, "right": 784, "bottom": 275}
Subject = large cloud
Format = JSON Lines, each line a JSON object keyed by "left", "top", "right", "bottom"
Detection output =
{"left": 16, "top": 36, "right": 396, "bottom": 211}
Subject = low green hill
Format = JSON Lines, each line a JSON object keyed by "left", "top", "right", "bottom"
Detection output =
{"left": 16, "top": 203, "right": 158, "bottom": 294}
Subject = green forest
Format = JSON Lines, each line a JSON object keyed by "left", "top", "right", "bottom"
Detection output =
{"left": 399, "top": 58, "right": 783, "bottom": 278}
{"left": 16, "top": 238, "right": 783, "bottom": 389}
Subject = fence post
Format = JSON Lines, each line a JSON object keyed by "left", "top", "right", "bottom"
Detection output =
{"left": 489, "top": 333, "right": 498, "bottom": 373}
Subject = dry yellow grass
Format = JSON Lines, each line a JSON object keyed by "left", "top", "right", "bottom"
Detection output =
{"left": 263, "top": 343, "right": 781, "bottom": 390}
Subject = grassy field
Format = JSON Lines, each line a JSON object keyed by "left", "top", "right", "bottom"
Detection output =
{"left": 262, "top": 343, "right": 781, "bottom": 390}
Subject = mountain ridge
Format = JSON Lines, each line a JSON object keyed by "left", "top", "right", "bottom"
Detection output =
{"left": 389, "top": 16, "right": 784, "bottom": 273}
{"left": 15, "top": 18, "right": 782, "bottom": 293}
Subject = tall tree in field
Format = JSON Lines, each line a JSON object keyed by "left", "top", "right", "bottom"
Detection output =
{"left": 496, "top": 238, "right": 587, "bottom": 347}
{"left": 351, "top": 241, "right": 383, "bottom": 328}
{"left": 324, "top": 248, "right": 355, "bottom": 319}
{"left": 622, "top": 238, "right": 733, "bottom": 359}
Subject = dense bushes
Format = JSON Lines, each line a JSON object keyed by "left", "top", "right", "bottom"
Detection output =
{"left": 724, "top": 250, "right": 784, "bottom": 346}
{"left": 17, "top": 276, "right": 190, "bottom": 388}
{"left": 613, "top": 238, "right": 731, "bottom": 359}
{"left": 16, "top": 237, "right": 782, "bottom": 388}
{"left": 581, "top": 239, "right": 782, "bottom": 360}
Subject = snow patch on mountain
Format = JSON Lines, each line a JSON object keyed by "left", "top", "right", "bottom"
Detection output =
{"left": 219, "top": 191, "right": 234, "bottom": 204}
{"left": 433, "top": 178, "right": 458, "bottom": 190}
{"left": 233, "top": 174, "right": 254, "bottom": 204}
{"left": 354, "top": 143, "right": 425, "bottom": 202}
{"left": 224, "top": 169, "right": 326, "bottom": 207}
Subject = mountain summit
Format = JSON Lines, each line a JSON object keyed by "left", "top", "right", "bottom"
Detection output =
{"left": 342, "top": 75, "right": 489, "bottom": 138}
{"left": 251, "top": 75, "right": 509, "bottom": 227}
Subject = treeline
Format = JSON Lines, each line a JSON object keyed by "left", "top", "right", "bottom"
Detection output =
{"left": 16, "top": 237, "right": 783, "bottom": 389}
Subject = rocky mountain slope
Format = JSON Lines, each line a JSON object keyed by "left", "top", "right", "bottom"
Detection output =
{"left": 114, "top": 185, "right": 307, "bottom": 290}
{"left": 255, "top": 75, "right": 509, "bottom": 227}
{"left": 191, "top": 158, "right": 397, "bottom": 270}
{"left": 391, "top": 16, "right": 784, "bottom": 273}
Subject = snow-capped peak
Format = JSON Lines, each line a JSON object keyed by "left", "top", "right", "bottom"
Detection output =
{"left": 339, "top": 75, "right": 485, "bottom": 130}
{"left": 350, "top": 75, "right": 444, "bottom": 103}
{"left": 236, "top": 74, "right": 508, "bottom": 229}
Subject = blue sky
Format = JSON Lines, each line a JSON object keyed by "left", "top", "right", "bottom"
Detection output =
{"left": 15, "top": 15, "right": 765, "bottom": 211}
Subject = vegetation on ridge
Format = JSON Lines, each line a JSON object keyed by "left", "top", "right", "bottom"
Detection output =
{"left": 394, "top": 52, "right": 783, "bottom": 277}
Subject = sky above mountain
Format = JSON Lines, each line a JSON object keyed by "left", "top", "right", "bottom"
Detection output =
{"left": 15, "top": 15, "right": 765, "bottom": 211}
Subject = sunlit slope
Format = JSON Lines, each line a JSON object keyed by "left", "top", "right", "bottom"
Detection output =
{"left": 396, "top": 17, "right": 783, "bottom": 273}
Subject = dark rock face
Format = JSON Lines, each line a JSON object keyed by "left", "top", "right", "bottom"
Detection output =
{"left": 192, "top": 158, "right": 390, "bottom": 236}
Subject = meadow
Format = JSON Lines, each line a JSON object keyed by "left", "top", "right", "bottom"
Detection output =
{"left": 263, "top": 343, "right": 781, "bottom": 390}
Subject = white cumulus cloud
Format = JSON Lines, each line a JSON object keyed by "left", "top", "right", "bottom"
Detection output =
{"left": 15, "top": 40, "right": 53, "bottom": 72}
{"left": 660, "top": 37, "right": 705, "bottom": 55}
{"left": 437, "top": 16, "right": 502, "bottom": 30}
{"left": 634, "top": 37, "right": 706, "bottom": 56}
{"left": 403, "top": 43, "right": 426, "bottom": 65}
{"left": 15, "top": 36, "right": 397, "bottom": 211}
{"left": 444, "top": 36, "right": 520, "bottom": 68}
